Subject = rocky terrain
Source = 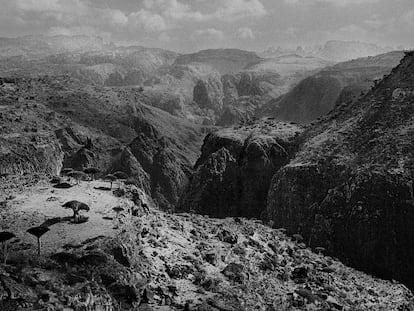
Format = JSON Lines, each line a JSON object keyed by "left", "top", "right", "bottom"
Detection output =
{"left": 0, "top": 76, "right": 207, "bottom": 209}
{"left": 0, "top": 35, "right": 333, "bottom": 126}
{"left": 179, "top": 119, "right": 302, "bottom": 218}
{"left": 259, "top": 51, "right": 405, "bottom": 123}
{"left": 0, "top": 177, "right": 412, "bottom": 310}
{"left": 1, "top": 34, "right": 414, "bottom": 308}
{"left": 180, "top": 51, "right": 414, "bottom": 293}
{"left": 266, "top": 51, "right": 414, "bottom": 289}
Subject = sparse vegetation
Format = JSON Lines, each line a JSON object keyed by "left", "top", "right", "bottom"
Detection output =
{"left": 67, "top": 171, "right": 88, "bottom": 185}
{"left": 105, "top": 174, "right": 117, "bottom": 190}
{"left": 83, "top": 167, "right": 100, "bottom": 180}
{"left": 62, "top": 200, "right": 90, "bottom": 223}
{"left": 27, "top": 226, "right": 50, "bottom": 256}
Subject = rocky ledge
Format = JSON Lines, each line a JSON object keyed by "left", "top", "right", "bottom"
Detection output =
{"left": 0, "top": 178, "right": 412, "bottom": 310}
{"left": 179, "top": 119, "right": 303, "bottom": 218}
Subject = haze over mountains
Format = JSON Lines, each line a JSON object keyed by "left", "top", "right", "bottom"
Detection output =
{"left": 261, "top": 40, "right": 397, "bottom": 62}
{"left": 0, "top": 35, "right": 403, "bottom": 126}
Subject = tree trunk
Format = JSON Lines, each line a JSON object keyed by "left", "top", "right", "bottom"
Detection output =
{"left": 2, "top": 242, "right": 5, "bottom": 264}
{"left": 37, "top": 238, "right": 41, "bottom": 256}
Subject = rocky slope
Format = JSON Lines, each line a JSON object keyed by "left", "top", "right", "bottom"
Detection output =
{"left": 259, "top": 51, "right": 405, "bottom": 123}
{"left": 266, "top": 51, "right": 414, "bottom": 290}
{"left": 0, "top": 36, "right": 332, "bottom": 126}
{"left": 179, "top": 119, "right": 302, "bottom": 218}
{"left": 0, "top": 76, "right": 206, "bottom": 209}
{"left": 0, "top": 178, "right": 412, "bottom": 310}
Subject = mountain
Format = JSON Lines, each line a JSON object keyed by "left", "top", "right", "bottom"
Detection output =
{"left": 173, "top": 48, "right": 263, "bottom": 75}
{"left": 0, "top": 75, "right": 207, "bottom": 209}
{"left": 181, "top": 51, "right": 414, "bottom": 290}
{"left": 0, "top": 36, "right": 336, "bottom": 126}
{"left": 261, "top": 40, "right": 395, "bottom": 62}
{"left": 179, "top": 119, "right": 302, "bottom": 217}
{"left": 266, "top": 51, "right": 414, "bottom": 289}
{"left": 317, "top": 40, "right": 394, "bottom": 62}
{"left": 0, "top": 35, "right": 107, "bottom": 58}
{"left": 259, "top": 51, "right": 405, "bottom": 123}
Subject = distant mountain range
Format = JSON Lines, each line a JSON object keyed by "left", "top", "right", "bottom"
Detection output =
{"left": 0, "top": 35, "right": 406, "bottom": 126}
{"left": 261, "top": 40, "right": 400, "bottom": 62}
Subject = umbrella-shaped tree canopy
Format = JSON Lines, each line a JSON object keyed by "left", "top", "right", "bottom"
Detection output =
{"left": 105, "top": 174, "right": 118, "bottom": 189}
{"left": 62, "top": 201, "right": 90, "bottom": 214}
{"left": 0, "top": 232, "right": 16, "bottom": 243}
{"left": 61, "top": 168, "right": 74, "bottom": 175}
{"left": 68, "top": 171, "right": 88, "bottom": 181}
{"left": 105, "top": 174, "right": 117, "bottom": 182}
{"left": 84, "top": 167, "right": 100, "bottom": 175}
{"left": 27, "top": 226, "right": 50, "bottom": 238}
{"left": 27, "top": 226, "right": 50, "bottom": 256}
{"left": 113, "top": 171, "right": 128, "bottom": 179}
{"left": 84, "top": 167, "right": 100, "bottom": 180}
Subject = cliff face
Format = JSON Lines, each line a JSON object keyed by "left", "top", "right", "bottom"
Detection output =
{"left": 267, "top": 51, "right": 414, "bottom": 289}
{"left": 180, "top": 119, "right": 302, "bottom": 218}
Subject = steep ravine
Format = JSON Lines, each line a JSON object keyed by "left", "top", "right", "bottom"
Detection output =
{"left": 181, "top": 51, "right": 414, "bottom": 291}
{"left": 267, "top": 51, "right": 414, "bottom": 290}
{"left": 179, "top": 119, "right": 302, "bottom": 218}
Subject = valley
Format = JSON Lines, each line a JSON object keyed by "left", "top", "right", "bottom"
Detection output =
{"left": 0, "top": 34, "right": 413, "bottom": 310}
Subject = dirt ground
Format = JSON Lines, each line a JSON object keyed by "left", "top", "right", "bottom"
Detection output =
{"left": 0, "top": 179, "right": 126, "bottom": 256}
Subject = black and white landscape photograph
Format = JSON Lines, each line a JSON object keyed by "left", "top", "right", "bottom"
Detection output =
{"left": 0, "top": 0, "right": 414, "bottom": 310}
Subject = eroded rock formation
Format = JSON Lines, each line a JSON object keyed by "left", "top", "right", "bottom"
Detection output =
{"left": 267, "top": 51, "right": 414, "bottom": 289}
{"left": 180, "top": 119, "right": 302, "bottom": 218}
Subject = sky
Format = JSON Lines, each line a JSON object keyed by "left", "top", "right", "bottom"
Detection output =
{"left": 0, "top": 0, "right": 413, "bottom": 52}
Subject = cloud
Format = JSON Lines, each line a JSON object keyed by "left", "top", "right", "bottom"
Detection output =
{"left": 141, "top": 0, "right": 266, "bottom": 23}
{"left": 237, "top": 27, "right": 255, "bottom": 39}
{"left": 192, "top": 28, "right": 224, "bottom": 41}
{"left": 213, "top": 0, "right": 266, "bottom": 20}
{"left": 128, "top": 10, "right": 167, "bottom": 32}
{"left": 284, "top": 0, "right": 380, "bottom": 6}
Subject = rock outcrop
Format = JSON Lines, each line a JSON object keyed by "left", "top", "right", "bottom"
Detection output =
{"left": 1, "top": 181, "right": 413, "bottom": 310}
{"left": 180, "top": 119, "right": 302, "bottom": 218}
{"left": 267, "top": 51, "right": 414, "bottom": 289}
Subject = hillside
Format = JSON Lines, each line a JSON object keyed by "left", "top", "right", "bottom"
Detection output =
{"left": 0, "top": 37, "right": 332, "bottom": 126}
{"left": 259, "top": 51, "right": 405, "bottom": 123}
{"left": 266, "top": 51, "right": 414, "bottom": 289}
{"left": 0, "top": 76, "right": 206, "bottom": 209}
{"left": 0, "top": 179, "right": 412, "bottom": 310}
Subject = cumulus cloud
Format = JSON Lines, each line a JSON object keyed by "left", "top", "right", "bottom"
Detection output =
{"left": 129, "top": 10, "right": 167, "bottom": 32}
{"left": 237, "top": 27, "right": 255, "bottom": 40}
{"left": 4, "top": 0, "right": 266, "bottom": 41}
